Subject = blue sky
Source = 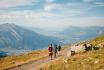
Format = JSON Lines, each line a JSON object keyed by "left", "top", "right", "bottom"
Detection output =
{"left": 0, "top": 0, "right": 104, "bottom": 30}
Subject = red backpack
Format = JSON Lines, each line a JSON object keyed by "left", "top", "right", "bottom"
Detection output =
{"left": 48, "top": 47, "right": 53, "bottom": 52}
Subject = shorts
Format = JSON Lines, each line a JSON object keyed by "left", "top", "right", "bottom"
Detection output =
{"left": 49, "top": 52, "right": 53, "bottom": 56}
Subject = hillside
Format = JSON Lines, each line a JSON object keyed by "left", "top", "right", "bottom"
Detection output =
{"left": 0, "top": 35, "right": 104, "bottom": 70}
{"left": 0, "top": 50, "right": 48, "bottom": 70}
{"left": 0, "top": 23, "right": 58, "bottom": 55}
{"left": 0, "top": 45, "right": 69, "bottom": 70}
{"left": 28, "top": 26, "right": 104, "bottom": 44}
{"left": 89, "top": 35, "right": 104, "bottom": 47}
{"left": 41, "top": 35, "right": 104, "bottom": 70}
{"left": 61, "top": 26, "right": 104, "bottom": 43}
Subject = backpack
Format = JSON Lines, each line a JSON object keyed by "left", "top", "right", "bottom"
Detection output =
{"left": 58, "top": 46, "right": 61, "bottom": 51}
{"left": 49, "top": 47, "right": 53, "bottom": 52}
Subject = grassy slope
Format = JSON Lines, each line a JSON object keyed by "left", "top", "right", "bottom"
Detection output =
{"left": 41, "top": 35, "right": 104, "bottom": 70}
{"left": 0, "top": 45, "right": 68, "bottom": 70}
{"left": 81, "top": 35, "right": 104, "bottom": 47}
{"left": 90, "top": 35, "right": 104, "bottom": 47}
{"left": 0, "top": 50, "right": 48, "bottom": 70}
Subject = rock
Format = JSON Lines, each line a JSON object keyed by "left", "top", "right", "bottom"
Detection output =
{"left": 70, "top": 45, "right": 85, "bottom": 53}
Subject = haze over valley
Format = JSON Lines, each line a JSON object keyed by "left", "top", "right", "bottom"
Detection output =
{"left": 0, "top": 23, "right": 104, "bottom": 56}
{"left": 0, "top": 0, "right": 104, "bottom": 56}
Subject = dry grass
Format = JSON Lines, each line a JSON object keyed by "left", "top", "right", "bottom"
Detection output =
{"left": 41, "top": 35, "right": 104, "bottom": 70}
{"left": 41, "top": 48, "right": 104, "bottom": 70}
{"left": 0, "top": 45, "right": 67, "bottom": 70}
{"left": 0, "top": 50, "right": 48, "bottom": 70}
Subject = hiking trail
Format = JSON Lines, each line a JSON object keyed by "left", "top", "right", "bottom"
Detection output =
{"left": 6, "top": 47, "right": 70, "bottom": 70}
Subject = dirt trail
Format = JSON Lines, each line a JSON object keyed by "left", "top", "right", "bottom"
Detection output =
{"left": 6, "top": 47, "right": 70, "bottom": 70}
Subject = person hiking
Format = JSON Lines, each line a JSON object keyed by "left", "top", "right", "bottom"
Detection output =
{"left": 48, "top": 44, "right": 53, "bottom": 60}
{"left": 58, "top": 44, "right": 61, "bottom": 56}
{"left": 53, "top": 44, "right": 58, "bottom": 58}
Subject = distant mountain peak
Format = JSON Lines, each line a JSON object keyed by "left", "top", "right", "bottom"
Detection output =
{"left": 0, "top": 23, "right": 58, "bottom": 52}
{"left": 1, "top": 23, "right": 16, "bottom": 27}
{"left": 0, "top": 23, "right": 18, "bottom": 31}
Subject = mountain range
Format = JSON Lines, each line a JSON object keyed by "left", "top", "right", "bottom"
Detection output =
{"left": 0, "top": 23, "right": 58, "bottom": 55}
{"left": 0, "top": 23, "right": 104, "bottom": 55}
{"left": 61, "top": 26, "right": 104, "bottom": 43}
{"left": 27, "top": 26, "right": 104, "bottom": 44}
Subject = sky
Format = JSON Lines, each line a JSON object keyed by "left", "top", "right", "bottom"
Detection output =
{"left": 0, "top": 0, "right": 104, "bottom": 30}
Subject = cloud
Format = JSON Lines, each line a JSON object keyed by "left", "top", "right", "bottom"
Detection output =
{"left": 43, "top": 0, "right": 104, "bottom": 17}
{"left": 45, "top": 0, "right": 54, "bottom": 3}
{"left": 44, "top": 3, "right": 57, "bottom": 12}
{"left": 0, "top": 0, "right": 103, "bottom": 17}
{"left": 0, "top": 0, "right": 37, "bottom": 9}
{"left": 0, "top": 0, "right": 104, "bottom": 30}
{"left": 82, "top": 0, "right": 94, "bottom": 2}
{"left": 0, "top": 12, "right": 64, "bottom": 30}
{"left": 68, "top": 17, "right": 104, "bottom": 27}
{"left": 0, "top": 10, "right": 104, "bottom": 30}
{"left": 94, "top": 2, "right": 104, "bottom": 7}
{"left": 43, "top": 2, "right": 93, "bottom": 16}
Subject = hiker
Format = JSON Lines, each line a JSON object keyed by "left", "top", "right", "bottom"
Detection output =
{"left": 53, "top": 44, "right": 58, "bottom": 58}
{"left": 48, "top": 44, "right": 53, "bottom": 60}
{"left": 58, "top": 44, "right": 61, "bottom": 56}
